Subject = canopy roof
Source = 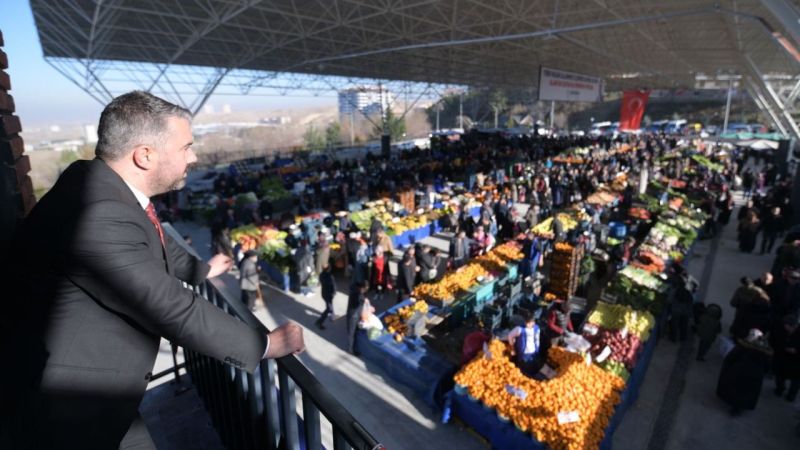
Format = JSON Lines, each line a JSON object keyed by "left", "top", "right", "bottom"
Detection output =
{"left": 30, "top": 0, "right": 799, "bottom": 91}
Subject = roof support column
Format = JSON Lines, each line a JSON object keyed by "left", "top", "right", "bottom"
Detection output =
{"left": 760, "top": 0, "right": 800, "bottom": 47}
{"left": 744, "top": 77, "right": 789, "bottom": 135}
{"left": 745, "top": 55, "right": 800, "bottom": 138}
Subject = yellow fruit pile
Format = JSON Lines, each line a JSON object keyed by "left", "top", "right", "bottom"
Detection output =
{"left": 412, "top": 243, "right": 523, "bottom": 303}
{"left": 386, "top": 214, "right": 429, "bottom": 235}
{"left": 587, "top": 303, "right": 655, "bottom": 342}
{"left": 454, "top": 340, "right": 625, "bottom": 450}
{"left": 413, "top": 263, "right": 489, "bottom": 302}
{"left": 383, "top": 300, "right": 429, "bottom": 341}
{"left": 531, "top": 213, "right": 579, "bottom": 236}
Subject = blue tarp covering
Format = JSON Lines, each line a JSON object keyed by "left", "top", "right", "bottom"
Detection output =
{"left": 389, "top": 205, "right": 481, "bottom": 248}
{"left": 355, "top": 300, "right": 457, "bottom": 409}
{"left": 259, "top": 260, "right": 290, "bottom": 291}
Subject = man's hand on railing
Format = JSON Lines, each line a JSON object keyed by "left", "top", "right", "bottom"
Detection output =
{"left": 265, "top": 322, "right": 306, "bottom": 358}
{"left": 207, "top": 253, "right": 234, "bottom": 278}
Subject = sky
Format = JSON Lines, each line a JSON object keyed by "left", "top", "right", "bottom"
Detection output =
{"left": 0, "top": 1, "right": 333, "bottom": 129}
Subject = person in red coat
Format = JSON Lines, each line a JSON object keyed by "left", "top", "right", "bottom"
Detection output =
{"left": 369, "top": 245, "right": 392, "bottom": 302}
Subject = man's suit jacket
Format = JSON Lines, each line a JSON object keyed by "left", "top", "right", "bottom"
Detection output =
{"left": 1, "top": 159, "right": 267, "bottom": 449}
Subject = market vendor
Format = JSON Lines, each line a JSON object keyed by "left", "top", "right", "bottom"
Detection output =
{"left": 546, "top": 299, "right": 574, "bottom": 340}
{"left": 612, "top": 236, "right": 636, "bottom": 269}
{"left": 520, "top": 233, "right": 542, "bottom": 279}
{"left": 508, "top": 311, "right": 543, "bottom": 378}
{"left": 336, "top": 211, "right": 356, "bottom": 235}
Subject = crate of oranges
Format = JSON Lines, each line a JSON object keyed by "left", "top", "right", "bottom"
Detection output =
{"left": 454, "top": 340, "right": 625, "bottom": 450}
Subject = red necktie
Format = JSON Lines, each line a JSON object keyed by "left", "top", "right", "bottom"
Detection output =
{"left": 145, "top": 203, "right": 166, "bottom": 249}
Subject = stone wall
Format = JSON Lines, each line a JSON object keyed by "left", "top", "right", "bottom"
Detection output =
{"left": 0, "top": 29, "right": 35, "bottom": 253}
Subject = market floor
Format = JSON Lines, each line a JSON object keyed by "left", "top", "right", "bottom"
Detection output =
{"left": 162, "top": 199, "right": 800, "bottom": 450}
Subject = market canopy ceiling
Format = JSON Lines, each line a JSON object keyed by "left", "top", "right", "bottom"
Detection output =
{"left": 30, "top": 0, "right": 800, "bottom": 93}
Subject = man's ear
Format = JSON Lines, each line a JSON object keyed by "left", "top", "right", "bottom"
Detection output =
{"left": 132, "top": 145, "right": 155, "bottom": 169}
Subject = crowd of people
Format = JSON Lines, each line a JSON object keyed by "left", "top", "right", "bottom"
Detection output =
{"left": 654, "top": 152, "right": 800, "bottom": 418}
{"left": 172, "top": 123, "right": 800, "bottom": 423}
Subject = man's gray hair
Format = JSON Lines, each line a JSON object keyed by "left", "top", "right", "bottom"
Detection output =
{"left": 95, "top": 91, "right": 191, "bottom": 161}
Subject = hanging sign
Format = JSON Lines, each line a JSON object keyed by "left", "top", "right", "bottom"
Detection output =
{"left": 539, "top": 67, "right": 604, "bottom": 102}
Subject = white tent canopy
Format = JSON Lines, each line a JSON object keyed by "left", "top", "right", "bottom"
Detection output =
{"left": 737, "top": 139, "right": 780, "bottom": 150}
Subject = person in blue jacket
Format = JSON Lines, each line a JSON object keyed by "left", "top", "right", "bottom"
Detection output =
{"left": 508, "top": 311, "right": 542, "bottom": 378}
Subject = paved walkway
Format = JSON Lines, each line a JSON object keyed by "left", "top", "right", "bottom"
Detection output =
{"left": 143, "top": 197, "right": 800, "bottom": 450}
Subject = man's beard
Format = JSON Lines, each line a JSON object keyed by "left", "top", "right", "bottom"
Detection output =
{"left": 151, "top": 168, "right": 187, "bottom": 194}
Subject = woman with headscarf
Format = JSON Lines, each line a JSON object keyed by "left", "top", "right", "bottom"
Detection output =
{"left": 716, "top": 329, "right": 773, "bottom": 416}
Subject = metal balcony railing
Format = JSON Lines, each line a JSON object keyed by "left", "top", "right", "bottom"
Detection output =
{"left": 162, "top": 224, "right": 383, "bottom": 450}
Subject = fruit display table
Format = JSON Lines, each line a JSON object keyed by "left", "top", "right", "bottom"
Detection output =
{"left": 446, "top": 327, "right": 660, "bottom": 450}
{"left": 389, "top": 205, "right": 481, "bottom": 248}
{"left": 355, "top": 300, "right": 457, "bottom": 409}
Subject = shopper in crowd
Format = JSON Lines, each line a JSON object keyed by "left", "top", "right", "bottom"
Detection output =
{"left": 716, "top": 329, "right": 773, "bottom": 416}
{"left": 770, "top": 314, "right": 800, "bottom": 402}
{"left": 441, "top": 203, "right": 460, "bottom": 233}
{"left": 416, "top": 244, "right": 439, "bottom": 283}
{"left": 526, "top": 196, "right": 540, "bottom": 229}
{"left": 669, "top": 273, "right": 694, "bottom": 342}
{"left": 458, "top": 203, "right": 475, "bottom": 236}
{"left": 449, "top": 230, "right": 470, "bottom": 269}
{"left": 346, "top": 281, "right": 369, "bottom": 355}
{"left": 371, "top": 227, "right": 395, "bottom": 257}
{"left": 696, "top": 304, "right": 722, "bottom": 361}
{"left": 755, "top": 271, "right": 774, "bottom": 291}
{"left": 769, "top": 269, "right": 800, "bottom": 328}
{"left": 730, "top": 277, "right": 767, "bottom": 311}
{"left": 239, "top": 250, "right": 261, "bottom": 311}
{"left": 315, "top": 263, "right": 336, "bottom": 330}
{"left": 738, "top": 209, "right": 760, "bottom": 253}
{"left": 471, "top": 226, "right": 491, "bottom": 256}
{"left": 741, "top": 168, "right": 755, "bottom": 199}
{"left": 772, "top": 240, "right": 800, "bottom": 278}
{"left": 352, "top": 237, "right": 371, "bottom": 285}
{"left": 508, "top": 311, "right": 543, "bottom": 378}
{"left": 211, "top": 223, "right": 235, "bottom": 260}
{"left": 293, "top": 240, "right": 315, "bottom": 296}
{"left": 369, "top": 246, "right": 392, "bottom": 303}
{"left": 369, "top": 216, "right": 384, "bottom": 238}
{"left": 397, "top": 247, "right": 418, "bottom": 302}
{"left": 337, "top": 211, "right": 355, "bottom": 235}
{"left": 315, "top": 230, "right": 331, "bottom": 277}
{"left": 716, "top": 186, "right": 734, "bottom": 229}
{"left": 737, "top": 199, "right": 756, "bottom": 223}
{"left": 760, "top": 206, "right": 784, "bottom": 255}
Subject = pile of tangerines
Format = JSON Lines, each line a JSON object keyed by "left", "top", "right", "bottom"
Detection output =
{"left": 454, "top": 339, "right": 625, "bottom": 450}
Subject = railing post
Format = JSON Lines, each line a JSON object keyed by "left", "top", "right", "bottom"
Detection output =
{"left": 162, "top": 225, "right": 382, "bottom": 450}
{"left": 260, "top": 359, "right": 281, "bottom": 450}
{"left": 333, "top": 429, "right": 352, "bottom": 450}
{"left": 246, "top": 371, "right": 262, "bottom": 449}
{"left": 278, "top": 369, "right": 300, "bottom": 450}
{"left": 231, "top": 368, "right": 248, "bottom": 449}
{"left": 302, "top": 393, "right": 322, "bottom": 450}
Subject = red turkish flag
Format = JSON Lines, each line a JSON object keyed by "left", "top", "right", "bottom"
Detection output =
{"left": 619, "top": 90, "right": 649, "bottom": 131}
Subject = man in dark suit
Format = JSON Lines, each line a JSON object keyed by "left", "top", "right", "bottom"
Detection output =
{"left": 0, "top": 91, "right": 304, "bottom": 449}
